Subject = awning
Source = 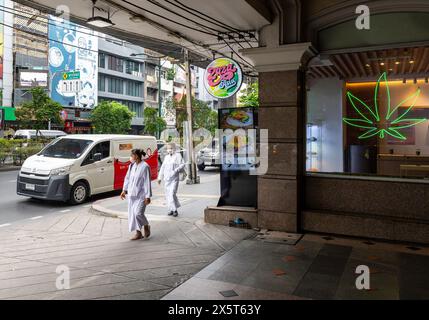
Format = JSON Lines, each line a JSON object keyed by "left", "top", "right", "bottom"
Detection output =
{"left": 0, "top": 107, "right": 17, "bottom": 121}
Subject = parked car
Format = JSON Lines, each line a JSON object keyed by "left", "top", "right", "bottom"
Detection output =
{"left": 197, "top": 139, "right": 220, "bottom": 171}
{"left": 13, "top": 129, "right": 67, "bottom": 140}
{"left": 17, "top": 134, "right": 158, "bottom": 204}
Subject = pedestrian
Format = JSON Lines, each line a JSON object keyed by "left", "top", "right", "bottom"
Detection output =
{"left": 120, "top": 149, "right": 152, "bottom": 240}
{"left": 158, "top": 142, "right": 186, "bottom": 217}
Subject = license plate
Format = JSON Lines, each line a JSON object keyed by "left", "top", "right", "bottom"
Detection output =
{"left": 25, "top": 184, "right": 35, "bottom": 191}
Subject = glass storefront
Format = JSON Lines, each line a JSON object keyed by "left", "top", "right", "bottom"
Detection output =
{"left": 306, "top": 45, "right": 429, "bottom": 180}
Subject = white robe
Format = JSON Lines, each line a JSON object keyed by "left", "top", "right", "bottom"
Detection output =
{"left": 123, "top": 161, "right": 152, "bottom": 232}
{"left": 158, "top": 152, "right": 185, "bottom": 212}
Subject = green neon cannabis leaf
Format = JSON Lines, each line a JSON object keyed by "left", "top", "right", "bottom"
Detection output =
{"left": 343, "top": 72, "right": 426, "bottom": 140}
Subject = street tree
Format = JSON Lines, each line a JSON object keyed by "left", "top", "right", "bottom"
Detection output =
{"left": 91, "top": 101, "right": 134, "bottom": 134}
{"left": 143, "top": 106, "right": 167, "bottom": 136}
{"left": 15, "top": 87, "right": 63, "bottom": 135}
{"left": 165, "top": 96, "right": 218, "bottom": 137}
{"left": 239, "top": 82, "right": 259, "bottom": 107}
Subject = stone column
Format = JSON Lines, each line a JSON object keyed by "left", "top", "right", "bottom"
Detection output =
{"left": 241, "top": 43, "right": 314, "bottom": 232}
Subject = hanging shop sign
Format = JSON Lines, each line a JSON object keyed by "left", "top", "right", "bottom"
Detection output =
{"left": 204, "top": 58, "right": 242, "bottom": 99}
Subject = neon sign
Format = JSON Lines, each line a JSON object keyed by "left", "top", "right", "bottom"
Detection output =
{"left": 204, "top": 58, "right": 243, "bottom": 99}
{"left": 343, "top": 72, "right": 426, "bottom": 140}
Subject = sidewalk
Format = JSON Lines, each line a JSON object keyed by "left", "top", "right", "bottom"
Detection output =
{"left": 0, "top": 171, "right": 256, "bottom": 300}
{"left": 2, "top": 169, "right": 429, "bottom": 299}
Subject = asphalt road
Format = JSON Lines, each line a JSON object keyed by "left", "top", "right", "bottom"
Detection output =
{"left": 0, "top": 170, "right": 118, "bottom": 226}
{"left": 0, "top": 167, "right": 220, "bottom": 227}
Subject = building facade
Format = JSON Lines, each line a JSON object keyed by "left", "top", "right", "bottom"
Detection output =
{"left": 98, "top": 36, "right": 145, "bottom": 134}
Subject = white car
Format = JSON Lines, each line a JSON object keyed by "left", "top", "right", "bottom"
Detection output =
{"left": 17, "top": 134, "right": 158, "bottom": 204}
{"left": 13, "top": 129, "right": 67, "bottom": 140}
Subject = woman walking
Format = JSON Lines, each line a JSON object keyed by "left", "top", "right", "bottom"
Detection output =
{"left": 120, "top": 149, "right": 152, "bottom": 240}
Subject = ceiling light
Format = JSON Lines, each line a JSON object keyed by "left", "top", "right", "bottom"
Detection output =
{"left": 87, "top": 16, "right": 114, "bottom": 27}
{"left": 409, "top": 60, "right": 415, "bottom": 64}
{"left": 380, "top": 62, "right": 385, "bottom": 66}
{"left": 87, "top": 0, "right": 114, "bottom": 28}
{"left": 365, "top": 63, "right": 370, "bottom": 67}
{"left": 389, "top": 68, "right": 393, "bottom": 71}
{"left": 395, "top": 61, "right": 400, "bottom": 65}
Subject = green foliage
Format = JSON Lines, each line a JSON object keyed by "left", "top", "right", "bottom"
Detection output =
{"left": 239, "top": 82, "right": 259, "bottom": 107}
{"left": 0, "top": 138, "right": 45, "bottom": 166}
{"left": 15, "top": 87, "right": 64, "bottom": 131}
{"left": 90, "top": 101, "right": 134, "bottom": 134}
{"left": 166, "top": 68, "right": 176, "bottom": 81}
{"left": 165, "top": 96, "right": 218, "bottom": 136}
{"left": 143, "top": 107, "right": 167, "bottom": 136}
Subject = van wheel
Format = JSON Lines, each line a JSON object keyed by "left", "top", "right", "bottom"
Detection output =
{"left": 69, "top": 181, "right": 89, "bottom": 205}
{"left": 197, "top": 164, "right": 205, "bottom": 171}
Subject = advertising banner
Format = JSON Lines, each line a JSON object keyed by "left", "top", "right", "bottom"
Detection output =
{"left": 48, "top": 16, "right": 98, "bottom": 108}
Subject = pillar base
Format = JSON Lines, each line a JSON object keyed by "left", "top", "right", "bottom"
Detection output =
{"left": 204, "top": 206, "right": 258, "bottom": 229}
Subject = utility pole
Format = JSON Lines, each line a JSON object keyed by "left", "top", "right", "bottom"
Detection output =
{"left": 184, "top": 48, "right": 199, "bottom": 184}
{"left": 157, "top": 59, "right": 162, "bottom": 139}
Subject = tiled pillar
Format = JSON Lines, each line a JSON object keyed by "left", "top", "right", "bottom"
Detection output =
{"left": 242, "top": 43, "right": 314, "bottom": 232}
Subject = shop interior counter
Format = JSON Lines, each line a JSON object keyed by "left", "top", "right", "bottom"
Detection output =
{"left": 377, "top": 154, "right": 429, "bottom": 177}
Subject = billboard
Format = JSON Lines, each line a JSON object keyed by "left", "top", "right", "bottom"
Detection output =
{"left": 48, "top": 16, "right": 98, "bottom": 108}
{"left": 18, "top": 70, "right": 49, "bottom": 88}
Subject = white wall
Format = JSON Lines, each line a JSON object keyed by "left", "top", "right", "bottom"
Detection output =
{"left": 307, "top": 77, "right": 344, "bottom": 172}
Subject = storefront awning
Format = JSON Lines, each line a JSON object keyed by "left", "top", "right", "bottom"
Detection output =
{"left": 0, "top": 107, "right": 17, "bottom": 121}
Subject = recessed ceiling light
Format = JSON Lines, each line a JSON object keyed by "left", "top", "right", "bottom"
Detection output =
{"left": 380, "top": 62, "right": 385, "bottom": 66}
{"left": 395, "top": 61, "right": 400, "bottom": 65}
{"left": 365, "top": 63, "right": 370, "bottom": 67}
{"left": 389, "top": 68, "right": 393, "bottom": 71}
{"left": 409, "top": 60, "right": 415, "bottom": 64}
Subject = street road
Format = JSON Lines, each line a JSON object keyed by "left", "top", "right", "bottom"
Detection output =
{"left": 0, "top": 167, "right": 219, "bottom": 226}
{"left": 0, "top": 170, "right": 116, "bottom": 226}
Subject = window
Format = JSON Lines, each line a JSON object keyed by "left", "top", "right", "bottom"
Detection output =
{"left": 126, "top": 80, "right": 142, "bottom": 97}
{"left": 40, "top": 139, "right": 93, "bottom": 159}
{"left": 98, "top": 75, "right": 105, "bottom": 92}
{"left": 126, "top": 60, "right": 141, "bottom": 75}
{"left": 306, "top": 46, "right": 429, "bottom": 181}
{"left": 82, "top": 141, "right": 110, "bottom": 166}
{"left": 107, "top": 55, "right": 124, "bottom": 72}
{"left": 107, "top": 77, "right": 123, "bottom": 94}
{"left": 99, "top": 53, "right": 106, "bottom": 68}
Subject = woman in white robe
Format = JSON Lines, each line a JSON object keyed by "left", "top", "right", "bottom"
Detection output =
{"left": 158, "top": 143, "right": 185, "bottom": 217}
{"left": 121, "top": 149, "right": 152, "bottom": 240}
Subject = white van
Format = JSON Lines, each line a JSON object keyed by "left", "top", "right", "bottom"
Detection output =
{"left": 17, "top": 134, "right": 158, "bottom": 204}
{"left": 13, "top": 130, "right": 67, "bottom": 140}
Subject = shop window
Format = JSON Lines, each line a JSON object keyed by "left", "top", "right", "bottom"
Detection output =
{"left": 306, "top": 47, "right": 429, "bottom": 181}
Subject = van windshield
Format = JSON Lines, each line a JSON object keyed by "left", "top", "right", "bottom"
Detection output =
{"left": 39, "top": 138, "right": 93, "bottom": 159}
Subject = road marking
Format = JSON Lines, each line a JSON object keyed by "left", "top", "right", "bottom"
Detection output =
{"left": 60, "top": 209, "right": 72, "bottom": 213}
{"left": 83, "top": 205, "right": 91, "bottom": 208}
{"left": 30, "top": 216, "right": 43, "bottom": 220}
{"left": 0, "top": 223, "right": 11, "bottom": 228}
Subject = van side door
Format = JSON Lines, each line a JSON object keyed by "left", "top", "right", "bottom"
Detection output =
{"left": 81, "top": 141, "right": 113, "bottom": 194}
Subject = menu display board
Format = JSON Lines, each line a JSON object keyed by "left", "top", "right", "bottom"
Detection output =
{"left": 219, "top": 107, "right": 257, "bottom": 171}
